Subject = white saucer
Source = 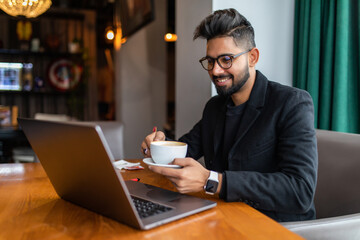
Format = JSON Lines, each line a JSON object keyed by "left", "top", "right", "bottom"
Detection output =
{"left": 143, "top": 158, "right": 182, "bottom": 169}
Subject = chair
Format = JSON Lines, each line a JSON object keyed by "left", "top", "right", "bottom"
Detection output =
{"left": 282, "top": 129, "right": 360, "bottom": 240}
{"left": 94, "top": 121, "right": 125, "bottom": 160}
{"left": 13, "top": 113, "right": 73, "bottom": 163}
{"left": 12, "top": 146, "right": 36, "bottom": 163}
{"left": 34, "top": 113, "right": 73, "bottom": 121}
{"left": 14, "top": 119, "right": 124, "bottom": 163}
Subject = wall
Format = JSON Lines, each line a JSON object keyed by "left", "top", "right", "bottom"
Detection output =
{"left": 176, "top": 0, "right": 295, "bottom": 138}
{"left": 175, "top": 0, "right": 213, "bottom": 138}
{"left": 115, "top": 0, "right": 167, "bottom": 158}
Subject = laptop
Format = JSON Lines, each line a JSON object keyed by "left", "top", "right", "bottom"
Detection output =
{"left": 18, "top": 118, "right": 216, "bottom": 230}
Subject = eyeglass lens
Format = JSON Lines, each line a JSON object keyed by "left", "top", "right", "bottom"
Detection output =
{"left": 201, "top": 55, "right": 233, "bottom": 70}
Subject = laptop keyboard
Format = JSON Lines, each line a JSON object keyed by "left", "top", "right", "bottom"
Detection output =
{"left": 131, "top": 196, "right": 173, "bottom": 219}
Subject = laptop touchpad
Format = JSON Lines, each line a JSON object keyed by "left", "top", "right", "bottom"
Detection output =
{"left": 126, "top": 181, "right": 181, "bottom": 202}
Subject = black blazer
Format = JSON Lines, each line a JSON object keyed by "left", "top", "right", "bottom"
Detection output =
{"left": 179, "top": 71, "right": 318, "bottom": 222}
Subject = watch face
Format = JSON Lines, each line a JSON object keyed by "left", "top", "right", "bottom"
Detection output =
{"left": 205, "top": 180, "right": 219, "bottom": 194}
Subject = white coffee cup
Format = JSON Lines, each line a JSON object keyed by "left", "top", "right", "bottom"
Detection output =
{"left": 150, "top": 141, "right": 187, "bottom": 165}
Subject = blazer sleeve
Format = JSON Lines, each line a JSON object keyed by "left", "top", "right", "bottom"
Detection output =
{"left": 178, "top": 96, "right": 224, "bottom": 160}
{"left": 223, "top": 90, "right": 318, "bottom": 215}
{"left": 178, "top": 119, "right": 204, "bottom": 160}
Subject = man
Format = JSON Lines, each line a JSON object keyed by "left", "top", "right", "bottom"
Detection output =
{"left": 141, "top": 8, "right": 318, "bottom": 222}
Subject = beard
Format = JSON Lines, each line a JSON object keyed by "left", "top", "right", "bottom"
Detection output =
{"left": 213, "top": 66, "right": 250, "bottom": 97}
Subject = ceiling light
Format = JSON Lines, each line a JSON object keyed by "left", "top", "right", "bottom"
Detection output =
{"left": 164, "top": 33, "right": 177, "bottom": 42}
{"left": 0, "top": 0, "right": 52, "bottom": 18}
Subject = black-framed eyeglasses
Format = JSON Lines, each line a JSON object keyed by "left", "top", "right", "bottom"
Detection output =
{"left": 199, "top": 49, "right": 251, "bottom": 71}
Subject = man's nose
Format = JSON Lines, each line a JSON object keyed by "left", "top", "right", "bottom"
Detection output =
{"left": 211, "top": 61, "right": 225, "bottom": 75}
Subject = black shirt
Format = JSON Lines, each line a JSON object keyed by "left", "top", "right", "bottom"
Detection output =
{"left": 222, "top": 100, "right": 247, "bottom": 170}
{"left": 219, "top": 100, "right": 246, "bottom": 199}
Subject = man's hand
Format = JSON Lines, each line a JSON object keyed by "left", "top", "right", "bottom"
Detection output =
{"left": 149, "top": 158, "right": 210, "bottom": 193}
{"left": 140, "top": 131, "right": 165, "bottom": 157}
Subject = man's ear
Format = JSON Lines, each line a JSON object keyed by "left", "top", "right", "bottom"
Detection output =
{"left": 248, "top": 48, "right": 259, "bottom": 67}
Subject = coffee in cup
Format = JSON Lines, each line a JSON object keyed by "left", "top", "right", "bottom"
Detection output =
{"left": 150, "top": 141, "right": 187, "bottom": 165}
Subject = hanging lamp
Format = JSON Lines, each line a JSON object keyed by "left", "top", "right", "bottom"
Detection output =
{"left": 0, "top": 0, "right": 52, "bottom": 18}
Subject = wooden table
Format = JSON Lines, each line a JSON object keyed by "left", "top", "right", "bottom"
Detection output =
{"left": 0, "top": 162, "right": 303, "bottom": 240}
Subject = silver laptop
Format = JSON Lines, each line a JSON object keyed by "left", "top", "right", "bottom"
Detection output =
{"left": 18, "top": 118, "right": 216, "bottom": 230}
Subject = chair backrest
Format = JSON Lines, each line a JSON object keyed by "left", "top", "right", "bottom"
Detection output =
{"left": 95, "top": 121, "right": 124, "bottom": 160}
{"left": 34, "top": 113, "right": 72, "bottom": 121}
{"left": 315, "top": 129, "right": 360, "bottom": 218}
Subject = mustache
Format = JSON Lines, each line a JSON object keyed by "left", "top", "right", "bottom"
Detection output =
{"left": 212, "top": 74, "right": 233, "bottom": 81}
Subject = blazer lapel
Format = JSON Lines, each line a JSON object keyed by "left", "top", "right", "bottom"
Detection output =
{"left": 230, "top": 71, "right": 268, "bottom": 152}
{"left": 233, "top": 106, "right": 260, "bottom": 145}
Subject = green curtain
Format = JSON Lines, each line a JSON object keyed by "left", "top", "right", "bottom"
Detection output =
{"left": 293, "top": 0, "right": 360, "bottom": 133}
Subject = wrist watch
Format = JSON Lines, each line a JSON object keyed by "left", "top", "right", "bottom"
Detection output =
{"left": 204, "top": 171, "right": 219, "bottom": 195}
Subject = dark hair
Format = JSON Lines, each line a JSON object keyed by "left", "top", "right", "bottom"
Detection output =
{"left": 193, "top": 8, "right": 256, "bottom": 49}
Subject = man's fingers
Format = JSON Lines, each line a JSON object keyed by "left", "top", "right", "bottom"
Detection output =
{"left": 144, "top": 131, "right": 162, "bottom": 148}
{"left": 153, "top": 131, "right": 165, "bottom": 141}
{"left": 141, "top": 130, "right": 167, "bottom": 156}
{"left": 141, "top": 142, "right": 150, "bottom": 157}
{"left": 172, "top": 158, "right": 195, "bottom": 167}
{"left": 149, "top": 165, "right": 181, "bottom": 178}
{"left": 148, "top": 158, "right": 207, "bottom": 194}
{"left": 144, "top": 133, "right": 155, "bottom": 146}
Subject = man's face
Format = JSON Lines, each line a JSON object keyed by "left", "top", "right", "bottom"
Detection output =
{"left": 206, "top": 37, "right": 250, "bottom": 97}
